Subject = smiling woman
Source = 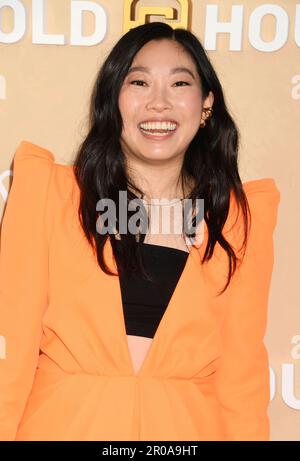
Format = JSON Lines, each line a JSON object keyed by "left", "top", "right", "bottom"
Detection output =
{"left": 0, "top": 21, "right": 280, "bottom": 441}
{"left": 118, "top": 39, "right": 213, "bottom": 159}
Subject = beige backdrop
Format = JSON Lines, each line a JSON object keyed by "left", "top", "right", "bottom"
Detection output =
{"left": 0, "top": 0, "right": 299, "bottom": 441}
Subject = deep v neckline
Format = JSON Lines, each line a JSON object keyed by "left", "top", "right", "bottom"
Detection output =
{"left": 105, "top": 238, "right": 198, "bottom": 378}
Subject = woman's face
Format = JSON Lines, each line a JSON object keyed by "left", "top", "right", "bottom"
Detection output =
{"left": 118, "top": 38, "right": 213, "bottom": 163}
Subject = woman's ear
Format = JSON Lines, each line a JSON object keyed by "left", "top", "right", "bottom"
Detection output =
{"left": 204, "top": 91, "right": 214, "bottom": 108}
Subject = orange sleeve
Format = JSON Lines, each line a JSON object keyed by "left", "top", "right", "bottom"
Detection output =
{"left": 0, "top": 141, "right": 55, "bottom": 440}
{"left": 214, "top": 179, "right": 280, "bottom": 441}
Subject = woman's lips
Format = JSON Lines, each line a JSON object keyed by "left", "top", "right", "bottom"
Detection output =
{"left": 138, "top": 127, "right": 177, "bottom": 140}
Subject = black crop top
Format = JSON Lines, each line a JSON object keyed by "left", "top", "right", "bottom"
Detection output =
{"left": 115, "top": 241, "right": 189, "bottom": 339}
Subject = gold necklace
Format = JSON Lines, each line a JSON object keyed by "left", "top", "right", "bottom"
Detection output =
{"left": 142, "top": 198, "right": 184, "bottom": 207}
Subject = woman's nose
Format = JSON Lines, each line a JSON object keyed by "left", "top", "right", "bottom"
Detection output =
{"left": 146, "top": 86, "right": 172, "bottom": 111}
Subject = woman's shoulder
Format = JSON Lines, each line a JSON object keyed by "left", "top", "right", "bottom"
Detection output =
{"left": 242, "top": 177, "right": 280, "bottom": 200}
{"left": 221, "top": 177, "right": 281, "bottom": 245}
{"left": 241, "top": 177, "right": 281, "bottom": 228}
{"left": 14, "top": 140, "right": 74, "bottom": 170}
{"left": 13, "top": 140, "right": 76, "bottom": 200}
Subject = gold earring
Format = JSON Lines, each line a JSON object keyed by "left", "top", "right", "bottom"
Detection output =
{"left": 200, "top": 106, "right": 213, "bottom": 128}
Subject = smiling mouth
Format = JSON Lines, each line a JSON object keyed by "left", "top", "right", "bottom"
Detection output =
{"left": 139, "top": 128, "right": 177, "bottom": 139}
{"left": 138, "top": 125, "right": 178, "bottom": 139}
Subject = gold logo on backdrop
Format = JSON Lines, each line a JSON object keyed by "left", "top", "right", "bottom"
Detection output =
{"left": 123, "top": 0, "right": 190, "bottom": 33}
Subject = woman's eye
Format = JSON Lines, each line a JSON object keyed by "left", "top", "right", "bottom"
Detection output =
{"left": 174, "top": 81, "right": 190, "bottom": 86}
{"left": 129, "top": 80, "right": 191, "bottom": 87}
{"left": 130, "top": 80, "right": 145, "bottom": 86}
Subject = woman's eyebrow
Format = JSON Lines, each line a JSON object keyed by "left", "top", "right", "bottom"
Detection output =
{"left": 127, "top": 66, "right": 195, "bottom": 80}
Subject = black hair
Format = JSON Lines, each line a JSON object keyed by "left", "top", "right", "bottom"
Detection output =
{"left": 73, "top": 21, "right": 251, "bottom": 296}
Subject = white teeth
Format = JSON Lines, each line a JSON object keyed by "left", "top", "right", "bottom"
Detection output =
{"left": 139, "top": 121, "right": 177, "bottom": 131}
{"left": 140, "top": 129, "right": 173, "bottom": 136}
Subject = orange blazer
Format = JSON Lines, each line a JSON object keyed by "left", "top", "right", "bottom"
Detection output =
{"left": 0, "top": 140, "right": 280, "bottom": 441}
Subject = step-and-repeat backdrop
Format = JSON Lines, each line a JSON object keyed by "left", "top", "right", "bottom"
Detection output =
{"left": 0, "top": 0, "right": 299, "bottom": 441}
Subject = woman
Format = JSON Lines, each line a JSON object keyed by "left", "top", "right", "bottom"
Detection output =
{"left": 0, "top": 22, "right": 280, "bottom": 441}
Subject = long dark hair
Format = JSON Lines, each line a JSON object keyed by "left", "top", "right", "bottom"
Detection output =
{"left": 73, "top": 21, "right": 251, "bottom": 296}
